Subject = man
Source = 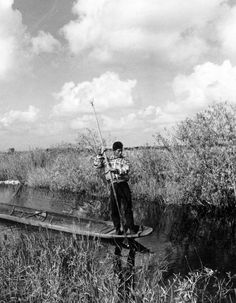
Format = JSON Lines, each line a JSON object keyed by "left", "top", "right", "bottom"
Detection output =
{"left": 94, "top": 141, "right": 139, "bottom": 235}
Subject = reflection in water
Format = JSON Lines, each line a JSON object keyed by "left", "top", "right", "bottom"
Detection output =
{"left": 139, "top": 203, "right": 236, "bottom": 276}
{"left": 113, "top": 239, "right": 137, "bottom": 303}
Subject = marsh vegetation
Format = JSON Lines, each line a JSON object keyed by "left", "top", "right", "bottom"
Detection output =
{"left": 0, "top": 102, "right": 235, "bottom": 301}
{"left": 0, "top": 230, "right": 235, "bottom": 302}
{"left": 0, "top": 103, "right": 235, "bottom": 208}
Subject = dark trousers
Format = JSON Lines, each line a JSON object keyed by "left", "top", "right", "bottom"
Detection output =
{"left": 110, "top": 181, "right": 134, "bottom": 230}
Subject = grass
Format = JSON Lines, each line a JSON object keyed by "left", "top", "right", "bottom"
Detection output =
{"left": 0, "top": 228, "right": 235, "bottom": 303}
{"left": 0, "top": 104, "right": 235, "bottom": 208}
{"left": 0, "top": 148, "right": 108, "bottom": 196}
{"left": 0, "top": 103, "right": 235, "bottom": 301}
{"left": 0, "top": 103, "right": 234, "bottom": 208}
{"left": 0, "top": 146, "right": 165, "bottom": 202}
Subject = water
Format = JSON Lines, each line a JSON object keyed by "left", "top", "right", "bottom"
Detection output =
{"left": 0, "top": 184, "right": 236, "bottom": 277}
{"left": 137, "top": 203, "right": 236, "bottom": 276}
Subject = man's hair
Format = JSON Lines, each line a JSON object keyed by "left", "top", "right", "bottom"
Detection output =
{"left": 112, "top": 141, "right": 123, "bottom": 151}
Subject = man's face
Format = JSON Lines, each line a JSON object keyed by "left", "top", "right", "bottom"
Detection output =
{"left": 113, "top": 148, "right": 123, "bottom": 157}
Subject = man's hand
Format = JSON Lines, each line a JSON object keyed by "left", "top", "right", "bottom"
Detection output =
{"left": 98, "top": 146, "right": 107, "bottom": 155}
{"left": 101, "top": 146, "right": 107, "bottom": 154}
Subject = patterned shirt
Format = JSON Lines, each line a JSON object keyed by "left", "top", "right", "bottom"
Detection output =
{"left": 94, "top": 154, "right": 130, "bottom": 183}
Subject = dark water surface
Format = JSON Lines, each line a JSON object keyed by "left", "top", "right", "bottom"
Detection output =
{"left": 0, "top": 184, "right": 236, "bottom": 277}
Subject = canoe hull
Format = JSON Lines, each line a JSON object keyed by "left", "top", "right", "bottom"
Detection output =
{"left": 0, "top": 203, "right": 153, "bottom": 239}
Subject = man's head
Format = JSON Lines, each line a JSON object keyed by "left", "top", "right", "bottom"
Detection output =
{"left": 112, "top": 141, "right": 123, "bottom": 157}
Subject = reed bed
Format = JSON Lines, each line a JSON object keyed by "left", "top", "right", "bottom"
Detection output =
{"left": 0, "top": 229, "right": 234, "bottom": 303}
{"left": 0, "top": 103, "right": 235, "bottom": 209}
{"left": 0, "top": 103, "right": 235, "bottom": 301}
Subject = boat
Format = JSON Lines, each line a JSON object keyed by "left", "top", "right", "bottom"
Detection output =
{"left": 0, "top": 202, "right": 153, "bottom": 240}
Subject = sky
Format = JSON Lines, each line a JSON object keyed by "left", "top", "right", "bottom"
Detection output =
{"left": 1, "top": 0, "right": 236, "bottom": 150}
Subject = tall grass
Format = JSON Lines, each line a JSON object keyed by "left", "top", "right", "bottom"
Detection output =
{"left": 0, "top": 229, "right": 234, "bottom": 302}
{"left": 0, "top": 149, "right": 108, "bottom": 197}
{"left": 0, "top": 146, "right": 169, "bottom": 209}
{"left": 0, "top": 102, "right": 235, "bottom": 207}
{"left": 0, "top": 103, "right": 235, "bottom": 302}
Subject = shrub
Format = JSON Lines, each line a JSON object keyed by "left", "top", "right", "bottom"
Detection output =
{"left": 156, "top": 102, "right": 236, "bottom": 205}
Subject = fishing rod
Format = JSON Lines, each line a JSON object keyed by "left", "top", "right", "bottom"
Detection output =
{"left": 90, "top": 100, "right": 126, "bottom": 234}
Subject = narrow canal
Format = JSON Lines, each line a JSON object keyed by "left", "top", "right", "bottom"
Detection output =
{"left": 0, "top": 183, "right": 236, "bottom": 277}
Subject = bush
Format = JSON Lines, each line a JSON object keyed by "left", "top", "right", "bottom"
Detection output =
{"left": 156, "top": 102, "right": 236, "bottom": 205}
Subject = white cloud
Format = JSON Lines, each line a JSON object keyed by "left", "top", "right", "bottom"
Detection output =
{"left": 31, "top": 31, "right": 61, "bottom": 54}
{"left": 0, "top": 0, "right": 30, "bottom": 79}
{"left": 146, "top": 60, "right": 236, "bottom": 127}
{"left": 68, "top": 103, "right": 183, "bottom": 133}
{"left": 31, "top": 121, "right": 66, "bottom": 136}
{"left": 217, "top": 6, "right": 236, "bottom": 58}
{"left": 61, "top": 0, "right": 227, "bottom": 64}
{"left": 53, "top": 72, "right": 136, "bottom": 116}
{"left": 0, "top": 37, "right": 16, "bottom": 77}
{"left": 102, "top": 113, "right": 139, "bottom": 131}
{"left": 69, "top": 108, "right": 156, "bottom": 132}
{"left": 0, "top": 1, "right": 61, "bottom": 80}
{"left": 87, "top": 106, "right": 164, "bottom": 132}
{"left": 0, "top": 105, "right": 39, "bottom": 127}
{"left": 173, "top": 60, "right": 236, "bottom": 109}
{"left": 70, "top": 115, "right": 94, "bottom": 130}
{"left": 138, "top": 105, "right": 160, "bottom": 117}
{"left": 104, "top": 59, "right": 236, "bottom": 130}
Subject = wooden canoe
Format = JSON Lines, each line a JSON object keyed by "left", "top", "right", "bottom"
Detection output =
{"left": 0, "top": 202, "right": 153, "bottom": 239}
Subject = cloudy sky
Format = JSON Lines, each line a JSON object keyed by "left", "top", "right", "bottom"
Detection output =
{"left": 1, "top": 0, "right": 236, "bottom": 150}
